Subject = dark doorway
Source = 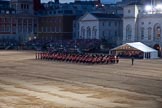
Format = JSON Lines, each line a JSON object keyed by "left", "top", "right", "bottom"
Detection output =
{"left": 154, "top": 44, "right": 161, "bottom": 57}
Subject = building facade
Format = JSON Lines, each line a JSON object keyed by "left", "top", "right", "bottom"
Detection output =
{"left": 0, "top": 0, "right": 37, "bottom": 44}
{"left": 0, "top": 0, "right": 125, "bottom": 44}
{"left": 37, "top": 15, "right": 76, "bottom": 40}
{"left": 78, "top": 13, "right": 123, "bottom": 46}
{"left": 122, "top": 0, "right": 162, "bottom": 5}
{"left": 123, "top": 3, "right": 162, "bottom": 56}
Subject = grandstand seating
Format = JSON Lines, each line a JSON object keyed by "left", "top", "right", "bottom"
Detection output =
{"left": 0, "top": 39, "right": 18, "bottom": 50}
{"left": 25, "top": 39, "right": 102, "bottom": 53}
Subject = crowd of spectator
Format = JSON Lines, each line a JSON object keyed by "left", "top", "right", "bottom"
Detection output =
{"left": 117, "top": 51, "right": 143, "bottom": 59}
{"left": 0, "top": 38, "right": 106, "bottom": 53}
{"left": 0, "top": 39, "right": 18, "bottom": 49}
{"left": 25, "top": 39, "right": 102, "bottom": 53}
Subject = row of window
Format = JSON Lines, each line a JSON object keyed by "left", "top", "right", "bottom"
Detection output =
{"left": 0, "top": 18, "right": 11, "bottom": 23}
{"left": 39, "top": 18, "right": 62, "bottom": 23}
{"left": 0, "top": 18, "right": 35, "bottom": 24}
{"left": 81, "top": 26, "right": 97, "bottom": 39}
{"left": 18, "top": 25, "right": 36, "bottom": 33}
{"left": 141, "top": 22, "right": 151, "bottom": 25}
{"left": 0, "top": 25, "right": 11, "bottom": 32}
{"left": 0, "top": 10, "right": 15, "bottom": 14}
{"left": 39, "top": 27, "right": 62, "bottom": 33}
{"left": 47, "top": 10, "right": 73, "bottom": 15}
{"left": 21, "top": 4, "right": 29, "bottom": 10}
{"left": 80, "top": 26, "right": 118, "bottom": 39}
{"left": 0, "top": 24, "right": 36, "bottom": 33}
{"left": 126, "top": 24, "right": 161, "bottom": 41}
{"left": 127, "top": 9, "right": 141, "bottom": 14}
{"left": 18, "top": 19, "right": 34, "bottom": 24}
{"left": 102, "top": 30, "right": 118, "bottom": 38}
{"left": 102, "top": 21, "right": 118, "bottom": 27}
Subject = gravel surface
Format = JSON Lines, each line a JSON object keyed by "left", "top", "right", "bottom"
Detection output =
{"left": 0, "top": 51, "right": 162, "bottom": 108}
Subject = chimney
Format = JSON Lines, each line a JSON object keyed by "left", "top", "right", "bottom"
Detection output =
{"left": 74, "top": 0, "right": 81, "bottom": 3}
{"left": 55, "top": 0, "right": 59, "bottom": 4}
{"left": 98, "top": 0, "right": 101, "bottom": 4}
{"left": 33, "top": 0, "right": 41, "bottom": 11}
{"left": 94, "top": 0, "right": 101, "bottom": 5}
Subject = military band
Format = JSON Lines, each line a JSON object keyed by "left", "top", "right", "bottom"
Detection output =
{"left": 36, "top": 52, "right": 119, "bottom": 65}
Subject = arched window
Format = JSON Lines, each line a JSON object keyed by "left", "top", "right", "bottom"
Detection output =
{"left": 87, "top": 27, "right": 91, "bottom": 39}
{"left": 148, "top": 27, "right": 152, "bottom": 40}
{"left": 141, "top": 27, "right": 144, "bottom": 40}
{"left": 154, "top": 23, "right": 161, "bottom": 40}
{"left": 92, "top": 26, "right": 97, "bottom": 39}
{"left": 126, "top": 24, "right": 132, "bottom": 40}
{"left": 81, "top": 26, "right": 85, "bottom": 39}
{"left": 156, "top": 27, "right": 161, "bottom": 37}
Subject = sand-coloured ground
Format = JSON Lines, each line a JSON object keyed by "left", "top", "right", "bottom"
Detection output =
{"left": 0, "top": 51, "right": 162, "bottom": 108}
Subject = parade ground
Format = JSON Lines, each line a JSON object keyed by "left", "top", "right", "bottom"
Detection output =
{"left": 0, "top": 51, "right": 162, "bottom": 108}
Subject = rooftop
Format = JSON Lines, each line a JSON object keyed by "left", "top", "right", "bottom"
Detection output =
{"left": 91, "top": 13, "right": 121, "bottom": 18}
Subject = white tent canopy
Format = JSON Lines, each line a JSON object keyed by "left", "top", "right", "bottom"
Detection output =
{"left": 111, "top": 42, "right": 158, "bottom": 59}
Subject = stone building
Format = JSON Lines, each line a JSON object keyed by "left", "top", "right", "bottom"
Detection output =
{"left": 123, "top": 3, "right": 162, "bottom": 56}
{"left": 78, "top": 12, "right": 123, "bottom": 46}
{"left": 37, "top": 15, "right": 76, "bottom": 40}
{"left": 0, "top": 0, "right": 38, "bottom": 44}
